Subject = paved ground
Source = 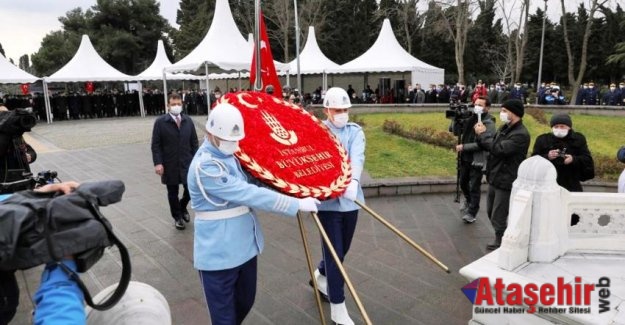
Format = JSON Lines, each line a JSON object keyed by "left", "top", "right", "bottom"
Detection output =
{"left": 11, "top": 117, "right": 496, "bottom": 324}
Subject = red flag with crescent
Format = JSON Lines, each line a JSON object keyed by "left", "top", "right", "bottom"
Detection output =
{"left": 250, "top": 11, "right": 282, "bottom": 97}
{"left": 20, "top": 84, "right": 29, "bottom": 95}
{"left": 218, "top": 91, "right": 351, "bottom": 199}
{"left": 85, "top": 82, "right": 94, "bottom": 94}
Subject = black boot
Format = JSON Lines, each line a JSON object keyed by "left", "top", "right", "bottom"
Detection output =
{"left": 486, "top": 235, "right": 502, "bottom": 250}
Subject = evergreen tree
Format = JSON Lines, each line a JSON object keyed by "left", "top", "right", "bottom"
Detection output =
{"left": 171, "top": 0, "right": 215, "bottom": 60}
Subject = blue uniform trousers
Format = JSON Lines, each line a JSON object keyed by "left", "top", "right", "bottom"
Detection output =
{"left": 199, "top": 256, "right": 257, "bottom": 325}
{"left": 166, "top": 184, "right": 190, "bottom": 221}
{"left": 317, "top": 210, "right": 359, "bottom": 304}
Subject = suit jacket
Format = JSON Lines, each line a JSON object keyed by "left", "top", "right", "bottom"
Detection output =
{"left": 151, "top": 114, "right": 199, "bottom": 185}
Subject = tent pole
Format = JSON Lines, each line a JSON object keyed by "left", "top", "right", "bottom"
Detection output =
{"left": 205, "top": 62, "right": 211, "bottom": 114}
{"left": 138, "top": 81, "right": 145, "bottom": 117}
{"left": 162, "top": 69, "right": 168, "bottom": 112}
{"left": 42, "top": 79, "right": 52, "bottom": 124}
{"left": 294, "top": 0, "right": 301, "bottom": 92}
{"left": 253, "top": 0, "right": 262, "bottom": 91}
{"left": 238, "top": 72, "right": 242, "bottom": 91}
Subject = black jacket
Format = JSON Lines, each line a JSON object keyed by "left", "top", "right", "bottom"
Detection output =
{"left": 477, "top": 120, "right": 530, "bottom": 190}
{"left": 460, "top": 112, "right": 496, "bottom": 169}
{"left": 151, "top": 114, "right": 199, "bottom": 185}
{"left": 531, "top": 130, "right": 594, "bottom": 192}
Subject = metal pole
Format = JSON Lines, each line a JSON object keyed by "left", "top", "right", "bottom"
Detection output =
{"left": 253, "top": 0, "right": 262, "bottom": 91}
{"left": 162, "top": 68, "right": 168, "bottom": 112}
{"left": 42, "top": 79, "right": 52, "bottom": 124}
{"left": 205, "top": 62, "right": 211, "bottom": 114}
{"left": 293, "top": 0, "right": 301, "bottom": 92}
{"left": 296, "top": 213, "right": 327, "bottom": 325}
{"left": 137, "top": 81, "right": 145, "bottom": 117}
{"left": 536, "top": 0, "right": 548, "bottom": 104}
{"left": 355, "top": 200, "right": 450, "bottom": 273}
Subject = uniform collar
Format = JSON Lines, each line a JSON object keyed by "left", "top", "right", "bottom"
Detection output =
{"left": 202, "top": 138, "right": 230, "bottom": 159}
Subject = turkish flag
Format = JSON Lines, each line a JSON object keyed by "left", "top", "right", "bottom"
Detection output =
{"left": 20, "top": 84, "right": 29, "bottom": 95}
{"left": 85, "top": 82, "right": 94, "bottom": 94}
{"left": 250, "top": 11, "right": 282, "bottom": 97}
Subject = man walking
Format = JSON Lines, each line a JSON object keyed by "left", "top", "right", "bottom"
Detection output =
{"left": 151, "top": 93, "right": 199, "bottom": 230}
{"left": 474, "top": 99, "right": 530, "bottom": 250}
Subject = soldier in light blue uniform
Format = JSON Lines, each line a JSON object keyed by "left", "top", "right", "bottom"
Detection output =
{"left": 310, "top": 87, "right": 365, "bottom": 325}
{"left": 187, "top": 103, "right": 319, "bottom": 325}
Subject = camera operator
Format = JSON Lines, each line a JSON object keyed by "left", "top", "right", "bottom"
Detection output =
{"left": 532, "top": 114, "right": 594, "bottom": 193}
{"left": 1, "top": 182, "right": 84, "bottom": 324}
{"left": 454, "top": 96, "right": 496, "bottom": 224}
{"left": 0, "top": 106, "right": 37, "bottom": 185}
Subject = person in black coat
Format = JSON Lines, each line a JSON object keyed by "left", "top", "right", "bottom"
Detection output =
{"left": 151, "top": 93, "right": 199, "bottom": 230}
{"left": 475, "top": 99, "right": 530, "bottom": 250}
{"left": 532, "top": 114, "right": 594, "bottom": 192}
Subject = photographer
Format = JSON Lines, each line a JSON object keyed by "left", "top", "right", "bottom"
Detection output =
{"left": 454, "top": 96, "right": 496, "bottom": 224}
{"left": 532, "top": 114, "right": 594, "bottom": 192}
{"left": 0, "top": 107, "right": 37, "bottom": 185}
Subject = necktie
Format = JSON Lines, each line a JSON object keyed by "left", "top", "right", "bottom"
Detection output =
{"left": 175, "top": 115, "right": 181, "bottom": 128}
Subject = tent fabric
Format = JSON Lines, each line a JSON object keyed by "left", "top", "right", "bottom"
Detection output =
{"left": 165, "top": 0, "right": 251, "bottom": 73}
{"left": 0, "top": 53, "right": 39, "bottom": 84}
{"left": 136, "top": 40, "right": 201, "bottom": 81}
{"left": 329, "top": 19, "right": 444, "bottom": 85}
{"left": 285, "top": 26, "right": 339, "bottom": 75}
{"left": 46, "top": 35, "right": 134, "bottom": 82}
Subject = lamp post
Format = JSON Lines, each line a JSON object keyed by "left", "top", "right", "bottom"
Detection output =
{"left": 536, "top": 0, "right": 548, "bottom": 104}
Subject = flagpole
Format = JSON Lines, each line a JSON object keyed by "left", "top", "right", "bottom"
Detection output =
{"left": 293, "top": 0, "right": 301, "bottom": 92}
{"left": 254, "top": 0, "right": 262, "bottom": 91}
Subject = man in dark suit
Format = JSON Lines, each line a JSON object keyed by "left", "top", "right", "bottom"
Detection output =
{"left": 151, "top": 93, "right": 199, "bottom": 230}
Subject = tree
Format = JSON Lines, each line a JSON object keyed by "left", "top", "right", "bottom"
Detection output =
{"left": 605, "top": 6, "right": 625, "bottom": 73}
{"left": 171, "top": 0, "right": 215, "bottom": 60}
{"left": 32, "top": 31, "right": 81, "bottom": 76}
{"left": 18, "top": 55, "right": 30, "bottom": 72}
{"left": 377, "top": 0, "right": 423, "bottom": 55}
{"left": 264, "top": 0, "right": 293, "bottom": 62}
{"left": 466, "top": 0, "right": 503, "bottom": 82}
{"left": 561, "top": 0, "right": 607, "bottom": 102}
{"left": 432, "top": 0, "right": 477, "bottom": 84}
{"left": 415, "top": 1, "right": 455, "bottom": 82}
{"left": 511, "top": 0, "right": 529, "bottom": 84}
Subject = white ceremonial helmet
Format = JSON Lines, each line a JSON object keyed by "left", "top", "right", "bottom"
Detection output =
{"left": 206, "top": 103, "right": 245, "bottom": 141}
{"left": 323, "top": 87, "right": 352, "bottom": 109}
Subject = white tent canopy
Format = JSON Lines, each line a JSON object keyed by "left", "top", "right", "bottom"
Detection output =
{"left": 136, "top": 40, "right": 201, "bottom": 81}
{"left": 0, "top": 53, "right": 38, "bottom": 84}
{"left": 286, "top": 26, "right": 339, "bottom": 74}
{"left": 165, "top": 0, "right": 251, "bottom": 73}
{"left": 45, "top": 35, "right": 134, "bottom": 82}
{"left": 330, "top": 19, "right": 444, "bottom": 86}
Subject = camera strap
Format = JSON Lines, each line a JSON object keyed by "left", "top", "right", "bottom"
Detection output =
{"left": 43, "top": 198, "right": 131, "bottom": 311}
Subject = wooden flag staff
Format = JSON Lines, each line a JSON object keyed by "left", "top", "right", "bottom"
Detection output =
{"left": 296, "top": 212, "right": 327, "bottom": 325}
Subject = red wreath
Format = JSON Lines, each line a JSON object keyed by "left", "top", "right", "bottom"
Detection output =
{"left": 20, "top": 84, "right": 29, "bottom": 95}
{"left": 220, "top": 91, "right": 351, "bottom": 199}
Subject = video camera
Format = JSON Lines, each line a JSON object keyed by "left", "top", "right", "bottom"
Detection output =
{"left": 0, "top": 170, "right": 58, "bottom": 194}
{"left": 446, "top": 96, "right": 474, "bottom": 136}
{"left": 0, "top": 107, "right": 37, "bottom": 136}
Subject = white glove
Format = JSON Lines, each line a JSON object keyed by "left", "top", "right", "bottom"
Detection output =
{"left": 298, "top": 197, "right": 320, "bottom": 212}
{"left": 343, "top": 181, "right": 359, "bottom": 201}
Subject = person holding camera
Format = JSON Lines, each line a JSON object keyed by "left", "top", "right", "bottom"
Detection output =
{"left": 474, "top": 99, "right": 530, "bottom": 250}
{"left": 151, "top": 93, "right": 199, "bottom": 230}
{"left": 532, "top": 114, "right": 594, "bottom": 193}
{"left": 455, "top": 96, "right": 496, "bottom": 224}
{"left": 187, "top": 103, "right": 319, "bottom": 325}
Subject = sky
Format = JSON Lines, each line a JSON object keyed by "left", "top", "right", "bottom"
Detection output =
{"left": 0, "top": 0, "right": 619, "bottom": 64}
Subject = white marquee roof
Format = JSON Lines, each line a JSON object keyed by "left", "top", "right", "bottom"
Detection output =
{"left": 286, "top": 26, "right": 339, "bottom": 74}
{"left": 330, "top": 19, "right": 444, "bottom": 80}
{"left": 166, "top": 0, "right": 251, "bottom": 73}
{"left": 0, "top": 53, "right": 39, "bottom": 84}
{"left": 46, "top": 35, "right": 134, "bottom": 82}
{"left": 136, "top": 40, "right": 201, "bottom": 81}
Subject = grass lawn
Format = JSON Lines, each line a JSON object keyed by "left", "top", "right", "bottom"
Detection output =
{"left": 356, "top": 111, "right": 625, "bottom": 179}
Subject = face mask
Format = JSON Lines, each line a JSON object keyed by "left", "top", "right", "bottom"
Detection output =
{"left": 499, "top": 112, "right": 510, "bottom": 124}
{"left": 473, "top": 105, "right": 484, "bottom": 115}
{"left": 589, "top": 86, "right": 594, "bottom": 89}
{"left": 515, "top": 86, "right": 520, "bottom": 89}
{"left": 218, "top": 140, "right": 239, "bottom": 155}
{"left": 552, "top": 128, "right": 568, "bottom": 138}
{"left": 170, "top": 105, "right": 182, "bottom": 115}
{"left": 331, "top": 112, "right": 349, "bottom": 128}
{"left": 610, "top": 87, "right": 616, "bottom": 91}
